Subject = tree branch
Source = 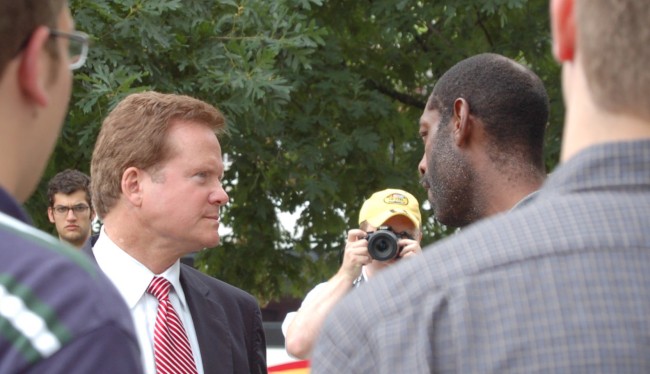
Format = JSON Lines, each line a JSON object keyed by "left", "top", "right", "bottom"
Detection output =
{"left": 474, "top": 6, "right": 494, "bottom": 48}
{"left": 366, "top": 79, "right": 427, "bottom": 109}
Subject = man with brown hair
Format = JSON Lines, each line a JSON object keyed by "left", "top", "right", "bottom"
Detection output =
{"left": 86, "top": 91, "right": 267, "bottom": 374}
{"left": 0, "top": 1, "right": 142, "bottom": 372}
{"left": 47, "top": 169, "right": 95, "bottom": 249}
{"left": 312, "top": 0, "right": 650, "bottom": 372}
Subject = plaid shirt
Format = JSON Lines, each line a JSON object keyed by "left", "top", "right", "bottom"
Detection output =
{"left": 312, "top": 140, "right": 650, "bottom": 373}
{"left": 0, "top": 188, "right": 142, "bottom": 373}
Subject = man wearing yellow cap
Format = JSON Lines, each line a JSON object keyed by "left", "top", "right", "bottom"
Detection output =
{"left": 281, "top": 188, "right": 422, "bottom": 360}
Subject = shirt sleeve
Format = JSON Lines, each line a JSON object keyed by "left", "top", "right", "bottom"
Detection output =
{"left": 25, "top": 323, "right": 143, "bottom": 374}
{"left": 280, "top": 282, "right": 329, "bottom": 337}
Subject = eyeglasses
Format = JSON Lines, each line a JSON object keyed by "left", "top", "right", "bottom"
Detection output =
{"left": 52, "top": 204, "right": 91, "bottom": 216}
{"left": 49, "top": 29, "right": 89, "bottom": 70}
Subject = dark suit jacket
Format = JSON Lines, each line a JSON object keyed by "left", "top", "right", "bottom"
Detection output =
{"left": 83, "top": 236, "right": 267, "bottom": 374}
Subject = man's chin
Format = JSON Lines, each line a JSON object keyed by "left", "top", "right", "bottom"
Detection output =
{"left": 61, "top": 236, "right": 85, "bottom": 248}
{"left": 194, "top": 237, "right": 221, "bottom": 252}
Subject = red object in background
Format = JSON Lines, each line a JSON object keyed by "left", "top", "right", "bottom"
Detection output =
{"left": 268, "top": 359, "right": 310, "bottom": 373}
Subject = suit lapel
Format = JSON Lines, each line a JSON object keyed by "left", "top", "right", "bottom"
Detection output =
{"left": 180, "top": 267, "right": 234, "bottom": 374}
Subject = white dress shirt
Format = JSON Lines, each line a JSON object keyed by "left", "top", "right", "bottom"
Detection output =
{"left": 281, "top": 266, "right": 369, "bottom": 338}
{"left": 93, "top": 227, "right": 204, "bottom": 374}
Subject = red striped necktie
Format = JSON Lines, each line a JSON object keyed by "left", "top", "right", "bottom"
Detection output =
{"left": 147, "top": 276, "right": 198, "bottom": 374}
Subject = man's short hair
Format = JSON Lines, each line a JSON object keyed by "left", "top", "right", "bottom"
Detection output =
{"left": 0, "top": 0, "right": 66, "bottom": 77}
{"left": 427, "top": 53, "right": 549, "bottom": 174}
{"left": 91, "top": 91, "right": 227, "bottom": 218}
{"left": 47, "top": 169, "right": 92, "bottom": 207}
{"left": 577, "top": 0, "right": 650, "bottom": 120}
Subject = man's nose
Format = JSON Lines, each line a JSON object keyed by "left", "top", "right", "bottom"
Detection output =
{"left": 418, "top": 154, "right": 427, "bottom": 176}
{"left": 209, "top": 187, "right": 229, "bottom": 206}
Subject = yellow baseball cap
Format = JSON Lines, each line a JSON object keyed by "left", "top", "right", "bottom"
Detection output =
{"left": 358, "top": 188, "right": 421, "bottom": 229}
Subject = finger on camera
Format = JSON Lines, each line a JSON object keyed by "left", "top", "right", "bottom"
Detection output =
{"left": 347, "top": 229, "right": 367, "bottom": 241}
{"left": 346, "top": 245, "right": 369, "bottom": 257}
{"left": 399, "top": 243, "right": 417, "bottom": 255}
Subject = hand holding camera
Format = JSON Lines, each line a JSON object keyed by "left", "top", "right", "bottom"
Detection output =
{"left": 339, "top": 228, "right": 374, "bottom": 280}
{"left": 365, "top": 226, "right": 418, "bottom": 261}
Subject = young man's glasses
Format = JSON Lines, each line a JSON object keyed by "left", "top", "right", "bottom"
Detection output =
{"left": 53, "top": 204, "right": 90, "bottom": 216}
{"left": 14, "top": 29, "right": 89, "bottom": 71}
{"left": 49, "top": 29, "right": 89, "bottom": 70}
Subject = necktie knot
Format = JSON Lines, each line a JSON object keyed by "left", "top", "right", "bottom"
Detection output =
{"left": 147, "top": 276, "right": 171, "bottom": 301}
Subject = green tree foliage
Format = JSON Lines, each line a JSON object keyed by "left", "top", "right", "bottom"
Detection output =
{"left": 25, "top": 0, "right": 563, "bottom": 305}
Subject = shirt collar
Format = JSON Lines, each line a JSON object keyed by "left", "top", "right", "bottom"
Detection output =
{"left": 0, "top": 187, "right": 31, "bottom": 224}
{"left": 510, "top": 190, "right": 540, "bottom": 211}
{"left": 157, "top": 258, "right": 189, "bottom": 311}
{"left": 92, "top": 227, "right": 187, "bottom": 310}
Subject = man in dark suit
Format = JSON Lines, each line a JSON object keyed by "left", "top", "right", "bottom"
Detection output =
{"left": 312, "top": 0, "right": 650, "bottom": 372}
{"left": 88, "top": 91, "right": 267, "bottom": 373}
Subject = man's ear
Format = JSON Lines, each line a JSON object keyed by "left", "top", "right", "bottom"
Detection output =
{"left": 47, "top": 207, "right": 55, "bottom": 223}
{"left": 18, "top": 26, "right": 51, "bottom": 107}
{"left": 121, "top": 167, "right": 144, "bottom": 207}
{"left": 415, "top": 229, "right": 423, "bottom": 242}
{"left": 452, "top": 98, "right": 471, "bottom": 147}
{"left": 551, "top": 0, "right": 576, "bottom": 62}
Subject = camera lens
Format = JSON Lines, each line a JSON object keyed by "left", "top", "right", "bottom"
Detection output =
{"left": 367, "top": 230, "right": 399, "bottom": 261}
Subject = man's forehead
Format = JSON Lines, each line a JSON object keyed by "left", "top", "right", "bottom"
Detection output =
{"left": 53, "top": 190, "right": 89, "bottom": 201}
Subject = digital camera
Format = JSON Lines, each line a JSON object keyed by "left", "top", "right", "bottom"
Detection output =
{"left": 366, "top": 226, "right": 411, "bottom": 261}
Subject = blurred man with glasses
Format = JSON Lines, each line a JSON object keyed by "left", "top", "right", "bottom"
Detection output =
{"left": 47, "top": 169, "right": 95, "bottom": 249}
{"left": 0, "top": 1, "right": 141, "bottom": 372}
